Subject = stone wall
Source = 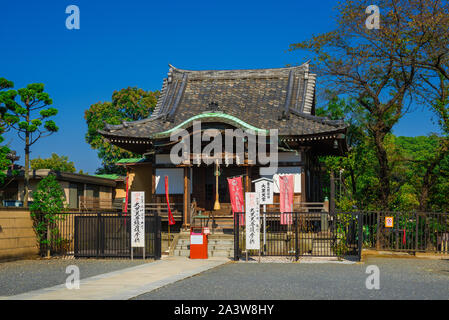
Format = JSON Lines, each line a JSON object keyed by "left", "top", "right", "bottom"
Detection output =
{"left": 0, "top": 208, "right": 39, "bottom": 261}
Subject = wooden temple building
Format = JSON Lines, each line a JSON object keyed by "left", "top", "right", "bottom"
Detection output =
{"left": 99, "top": 62, "right": 348, "bottom": 231}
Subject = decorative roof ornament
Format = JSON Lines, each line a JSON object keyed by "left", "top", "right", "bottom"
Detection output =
{"left": 207, "top": 101, "right": 220, "bottom": 111}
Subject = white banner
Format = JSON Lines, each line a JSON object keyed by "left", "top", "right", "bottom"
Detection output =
{"left": 254, "top": 178, "right": 274, "bottom": 205}
{"left": 131, "top": 191, "right": 145, "bottom": 247}
{"left": 245, "top": 192, "right": 260, "bottom": 250}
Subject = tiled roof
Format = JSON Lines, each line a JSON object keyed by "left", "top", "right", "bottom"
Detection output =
{"left": 100, "top": 62, "right": 347, "bottom": 139}
{"left": 116, "top": 158, "right": 147, "bottom": 164}
{"left": 94, "top": 174, "right": 125, "bottom": 180}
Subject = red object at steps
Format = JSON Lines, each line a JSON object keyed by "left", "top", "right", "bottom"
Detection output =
{"left": 190, "top": 227, "right": 208, "bottom": 259}
{"left": 124, "top": 174, "right": 129, "bottom": 213}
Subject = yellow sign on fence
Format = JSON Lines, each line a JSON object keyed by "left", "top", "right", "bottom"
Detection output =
{"left": 385, "top": 216, "right": 394, "bottom": 228}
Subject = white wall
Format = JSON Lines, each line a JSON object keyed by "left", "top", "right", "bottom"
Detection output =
{"left": 155, "top": 168, "right": 193, "bottom": 194}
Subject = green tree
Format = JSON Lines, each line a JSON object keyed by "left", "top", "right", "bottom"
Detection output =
{"left": 394, "top": 135, "right": 449, "bottom": 212}
{"left": 0, "top": 78, "right": 14, "bottom": 184}
{"left": 30, "top": 174, "right": 66, "bottom": 257}
{"left": 31, "top": 153, "right": 76, "bottom": 173}
{"left": 416, "top": 74, "right": 449, "bottom": 211}
{"left": 85, "top": 87, "right": 158, "bottom": 174}
{"left": 1, "top": 83, "right": 59, "bottom": 206}
{"left": 290, "top": 0, "right": 449, "bottom": 208}
{"left": 317, "top": 97, "right": 379, "bottom": 210}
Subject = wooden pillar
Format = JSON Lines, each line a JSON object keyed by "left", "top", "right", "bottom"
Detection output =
{"left": 301, "top": 166, "right": 307, "bottom": 203}
{"left": 151, "top": 166, "right": 156, "bottom": 198}
{"left": 301, "top": 150, "right": 307, "bottom": 203}
{"left": 183, "top": 167, "right": 191, "bottom": 230}
{"left": 245, "top": 166, "right": 252, "bottom": 192}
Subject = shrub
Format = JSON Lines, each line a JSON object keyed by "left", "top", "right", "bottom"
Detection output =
{"left": 30, "top": 174, "right": 67, "bottom": 256}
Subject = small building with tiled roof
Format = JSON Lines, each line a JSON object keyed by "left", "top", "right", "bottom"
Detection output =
{"left": 99, "top": 62, "right": 348, "bottom": 230}
{"left": 1, "top": 168, "right": 121, "bottom": 210}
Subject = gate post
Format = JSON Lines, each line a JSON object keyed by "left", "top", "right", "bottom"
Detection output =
{"left": 100, "top": 213, "right": 105, "bottom": 257}
{"left": 96, "top": 213, "right": 101, "bottom": 258}
{"left": 234, "top": 213, "right": 239, "bottom": 261}
{"left": 74, "top": 216, "right": 78, "bottom": 258}
{"left": 376, "top": 212, "right": 381, "bottom": 250}
{"left": 358, "top": 212, "right": 363, "bottom": 262}
{"left": 155, "top": 212, "right": 161, "bottom": 259}
{"left": 415, "top": 213, "right": 419, "bottom": 253}
{"left": 295, "top": 213, "right": 299, "bottom": 261}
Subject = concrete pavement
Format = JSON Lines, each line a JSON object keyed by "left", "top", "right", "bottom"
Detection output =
{"left": 2, "top": 256, "right": 230, "bottom": 300}
{"left": 136, "top": 257, "right": 449, "bottom": 300}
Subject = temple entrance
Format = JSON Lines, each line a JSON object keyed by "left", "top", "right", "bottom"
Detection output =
{"left": 193, "top": 165, "right": 245, "bottom": 213}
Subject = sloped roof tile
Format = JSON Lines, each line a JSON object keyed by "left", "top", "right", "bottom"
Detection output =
{"left": 100, "top": 63, "right": 347, "bottom": 139}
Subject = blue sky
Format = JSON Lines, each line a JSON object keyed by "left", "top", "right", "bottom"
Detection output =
{"left": 0, "top": 0, "right": 439, "bottom": 174}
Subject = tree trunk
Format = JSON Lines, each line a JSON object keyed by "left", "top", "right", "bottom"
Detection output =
{"left": 373, "top": 130, "right": 390, "bottom": 209}
{"left": 24, "top": 134, "right": 30, "bottom": 207}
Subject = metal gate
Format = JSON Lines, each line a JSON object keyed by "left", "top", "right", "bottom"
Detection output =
{"left": 74, "top": 213, "right": 161, "bottom": 259}
{"left": 234, "top": 212, "right": 362, "bottom": 260}
{"left": 361, "top": 211, "right": 449, "bottom": 253}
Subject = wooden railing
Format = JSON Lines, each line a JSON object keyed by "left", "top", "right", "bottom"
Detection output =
{"left": 126, "top": 202, "right": 184, "bottom": 222}
{"left": 266, "top": 202, "right": 327, "bottom": 212}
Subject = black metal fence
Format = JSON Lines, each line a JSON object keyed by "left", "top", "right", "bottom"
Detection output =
{"left": 33, "top": 209, "right": 449, "bottom": 259}
{"left": 234, "top": 212, "right": 362, "bottom": 261}
{"left": 34, "top": 211, "right": 161, "bottom": 259}
{"left": 360, "top": 211, "right": 449, "bottom": 253}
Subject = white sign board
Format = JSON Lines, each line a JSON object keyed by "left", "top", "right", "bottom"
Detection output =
{"left": 245, "top": 192, "right": 260, "bottom": 250}
{"left": 190, "top": 235, "right": 203, "bottom": 245}
{"left": 131, "top": 191, "right": 145, "bottom": 247}
{"left": 259, "top": 167, "right": 302, "bottom": 193}
{"left": 254, "top": 178, "right": 274, "bottom": 205}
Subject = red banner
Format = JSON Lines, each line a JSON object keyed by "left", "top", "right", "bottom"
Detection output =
{"left": 124, "top": 174, "right": 129, "bottom": 213}
{"left": 227, "top": 176, "right": 245, "bottom": 226}
{"left": 165, "top": 176, "right": 176, "bottom": 225}
{"left": 279, "top": 175, "right": 294, "bottom": 225}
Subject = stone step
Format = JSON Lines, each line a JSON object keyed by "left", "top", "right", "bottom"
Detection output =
{"left": 208, "top": 250, "right": 233, "bottom": 257}
{"left": 176, "top": 241, "right": 234, "bottom": 248}
{"left": 177, "top": 237, "right": 233, "bottom": 244}
{"left": 176, "top": 244, "right": 233, "bottom": 251}
{"left": 208, "top": 239, "right": 234, "bottom": 245}
{"left": 173, "top": 249, "right": 233, "bottom": 258}
{"left": 173, "top": 249, "right": 190, "bottom": 257}
{"left": 172, "top": 231, "right": 235, "bottom": 257}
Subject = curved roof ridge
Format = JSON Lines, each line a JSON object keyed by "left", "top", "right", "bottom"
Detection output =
{"left": 167, "top": 61, "right": 311, "bottom": 74}
{"left": 103, "top": 115, "right": 161, "bottom": 132}
{"left": 289, "top": 108, "right": 345, "bottom": 127}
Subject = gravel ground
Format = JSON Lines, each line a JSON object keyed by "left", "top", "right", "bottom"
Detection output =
{"left": 135, "top": 257, "right": 449, "bottom": 300}
{"left": 0, "top": 258, "right": 148, "bottom": 296}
